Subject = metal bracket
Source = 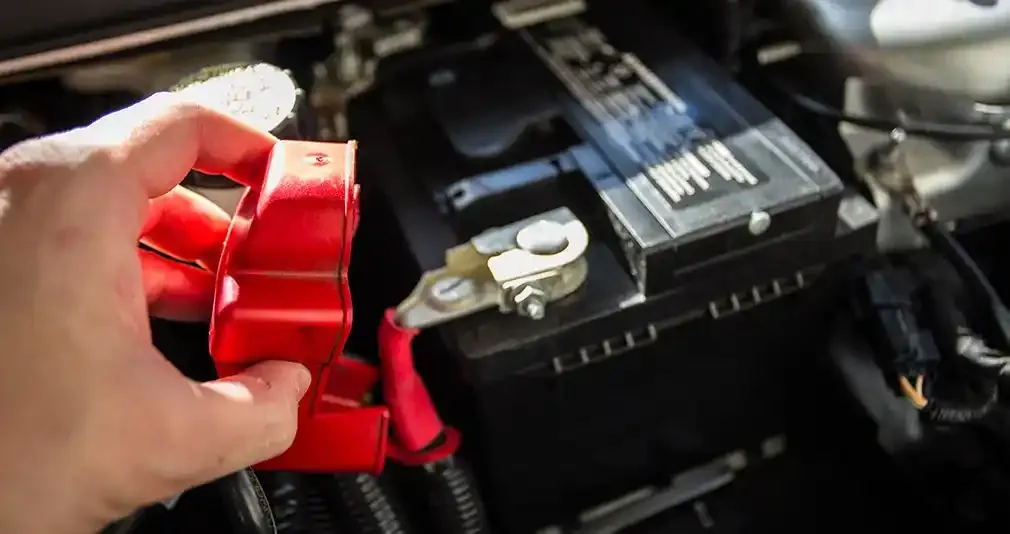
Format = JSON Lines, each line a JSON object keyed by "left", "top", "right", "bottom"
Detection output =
{"left": 859, "top": 128, "right": 936, "bottom": 226}
{"left": 394, "top": 207, "right": 590, "bottom": 329}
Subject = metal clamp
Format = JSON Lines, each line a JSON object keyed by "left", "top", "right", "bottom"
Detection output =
{"left": 859, "top": 128, "right": 935, "bottom": 226}
{"left": 394, "top": 207, "right": 590, "bottom": 329}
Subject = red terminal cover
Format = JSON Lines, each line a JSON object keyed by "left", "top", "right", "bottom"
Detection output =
{"left": 209, "top": 140, "right": 389, "bottom": 473}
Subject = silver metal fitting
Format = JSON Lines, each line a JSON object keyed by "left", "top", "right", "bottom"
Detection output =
{"left": 511, "top": 284, "right": 547, "bottom": 320}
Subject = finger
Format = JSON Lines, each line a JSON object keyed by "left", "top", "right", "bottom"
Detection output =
{"left": 180, "top": 361, "right": 311, "bottom": 482}
{"left": 141, "top": 186, "right": 232, "bottom": 270}
{"left": 84, "top": 92, "right": 276, "bottom": 197}
{"left": 140, "top": 249, "right": 216, "bottom": 321}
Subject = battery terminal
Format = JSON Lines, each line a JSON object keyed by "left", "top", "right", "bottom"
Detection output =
{"left": 394, "top": 207, "right": 590, "bottom": 330}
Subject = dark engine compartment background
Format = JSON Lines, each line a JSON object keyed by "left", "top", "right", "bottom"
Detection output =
{"left": 4, "top": 1, "right": 1010, "bottom": 533}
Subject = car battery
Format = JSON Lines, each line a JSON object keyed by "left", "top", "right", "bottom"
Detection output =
{"left": 346, "top": 0, "right": 879, "bottom": 530}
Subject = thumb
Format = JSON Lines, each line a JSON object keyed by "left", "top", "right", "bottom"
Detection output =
{"left": 177, "top": 361, "right": 311, "bottom": 483}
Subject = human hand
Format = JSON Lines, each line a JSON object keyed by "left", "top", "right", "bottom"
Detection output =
{"left": 0, "top": 93, "right": 311, "bottom": 534}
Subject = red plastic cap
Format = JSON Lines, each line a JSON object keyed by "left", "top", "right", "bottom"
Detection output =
{"left": 209, "top": 140, "right": 387, "bottom": 473}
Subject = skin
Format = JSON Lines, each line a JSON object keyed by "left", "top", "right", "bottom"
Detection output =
{"left": 0, "top": 93, "right": 310, "bottom": 534}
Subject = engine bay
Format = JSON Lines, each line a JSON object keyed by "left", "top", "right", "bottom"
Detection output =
{"left": 4, "top": 1, "right": 1010, "bottom": 533}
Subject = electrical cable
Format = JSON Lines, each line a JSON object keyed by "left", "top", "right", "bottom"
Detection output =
{"left": 745, "top": 42, "right": 1010, "bottom": 141}
{"left": 861, "top": 260, "right": 1001, "bottom": 425}
{"left": 325, "top": 473, "right": 416, "bottom": 534}
{"left": 899, "top": 375, "right": 928, "bottom": 409}
{"left": 770, "top": 82, "right": 1010, "bottom": 141}
{"left": 920, "top": 220, "right": 1010, "bottom": 348}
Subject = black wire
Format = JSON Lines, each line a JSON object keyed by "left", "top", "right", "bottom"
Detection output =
{"left": 779, "top": 87, "right": 1010, "bottom": 141}
{"left": 746, "top": 45, "right": 1010, "bottom": 141}
{"left": 920, "top": 221, "right": 1010, "bottom": 347}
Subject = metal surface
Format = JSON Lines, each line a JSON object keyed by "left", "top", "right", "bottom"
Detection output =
{"left": 394, "top": 207, "right": 590, "bottom": 330}
{"left": 311, "top": 5, "right": 427, "bottom": 140}
{"left": 492, "top": 0, "right": 587, "bottom": 29}
{"left": 0, "top": 0, "right": 345, "bottom": 79}
{"left": 839, "top": 78, "right": 1010, "bottom": 251}
{"left": 747, "top": 210, "right": 771, "bottom": 235}
{"left": 778, "top": 0, "right": 1010, "bottom": 102}
{"left": 518, "top": 9, "right": 845, "bottom": 296}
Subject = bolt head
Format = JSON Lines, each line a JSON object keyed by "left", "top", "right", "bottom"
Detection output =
{"left": 522, "top": 299, "right": 546, "bottom": 320}
{"left": 747, "top": 210, "right": 771, "bottom": 235}
{"left": 512, "top": 285, "right": 548, "bottom": 320}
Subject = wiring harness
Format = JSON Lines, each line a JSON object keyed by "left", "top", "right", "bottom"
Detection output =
{"left": 856, "top": 250, "right": 1007, "bottom": 426}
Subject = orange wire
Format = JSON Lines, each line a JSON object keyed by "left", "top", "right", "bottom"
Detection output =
{"left": 899, "top": 376, "right": 928, "bottom": 409}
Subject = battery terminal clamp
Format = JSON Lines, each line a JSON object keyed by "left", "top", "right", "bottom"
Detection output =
{"left": 380, "top": 207, "right": 590, "bottom": 463}
{"left": 396, "top": 207, "right": 590, "bottom": 329}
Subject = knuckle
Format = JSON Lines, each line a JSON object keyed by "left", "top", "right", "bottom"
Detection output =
{"left": 0, "top": 134, "right": 77, "bottom": 175}
{"left": 163, "top": 93, "right": 220, "bottom": 123}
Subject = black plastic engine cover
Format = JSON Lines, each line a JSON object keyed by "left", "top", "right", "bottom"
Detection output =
{"left": 348, "top": 1, "right": 879, "bottom": 530}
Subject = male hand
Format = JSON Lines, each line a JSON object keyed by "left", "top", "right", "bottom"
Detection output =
{"left": 0, "top": 93, "right": 311, "bottom": 534}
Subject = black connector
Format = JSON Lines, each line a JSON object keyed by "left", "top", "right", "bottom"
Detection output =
{"left": 858, "top": 267, "right": 940, "bottom": 378}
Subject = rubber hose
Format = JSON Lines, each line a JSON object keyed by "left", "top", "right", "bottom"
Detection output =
{"left": 416, "top": 457, "right": 492, "bottom": 534}
{"left": 260, "top": 472, "right": 339, "bottom": 534}
{"left": 219, "top": 468, "right": 277, "bottom": 534}
{"left": 326, "top": 473, "right": 415, "bottom": 534}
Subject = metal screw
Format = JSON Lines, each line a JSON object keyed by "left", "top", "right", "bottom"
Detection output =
{"left": 430, "top": 276, "right": 476, "bottom": 304}
{"left": 747, "top": 210, "right": 771, "bottom": 235}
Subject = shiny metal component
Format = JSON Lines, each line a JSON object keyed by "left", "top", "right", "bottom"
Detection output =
{"left": 777, "top": 0, "right": 1010, "bottom": 102}
{"left": 511, "top": 285, "right": 548, "bottom": 320}
{"left": 838, "top": 79, "right": 1010, "bottom": 251}
{"left": 394, "top": 207, "right": 590, "bottom": 329}
{"left": 492, "top": 0, "right": 587, "bottom": 29}
{"left": 746, "top": 210, "right": 771, "bottom": 236}
{"left": 429, "top": 276, "right": 478, "bottom": 305}
{"left": 311, "top": 6, "right": 427, "bottom": 140}
{"left": 516, "top": 219, "right": 569, "bottom": 255}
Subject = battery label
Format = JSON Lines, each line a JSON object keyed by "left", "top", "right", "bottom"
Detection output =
{"left": 520, "top": 17, "right": 766, "bottom": 208}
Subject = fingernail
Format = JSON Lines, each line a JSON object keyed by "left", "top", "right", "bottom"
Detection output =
{"left": 295, "top": 365, "right": 312, "bottom": 399}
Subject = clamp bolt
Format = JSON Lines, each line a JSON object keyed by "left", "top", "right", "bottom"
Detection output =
{"left": 520, "top": 298, "right": 546, "bottom": 320}
{"left": 512, "top": 285, "right": 547, "bottom": 320}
